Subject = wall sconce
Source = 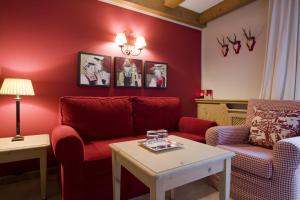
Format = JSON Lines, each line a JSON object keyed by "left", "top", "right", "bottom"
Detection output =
{"left": 115, "top": 32, "right": 146, "bottom": 56}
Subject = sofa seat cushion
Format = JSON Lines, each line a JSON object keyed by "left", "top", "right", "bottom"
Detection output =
{"left": 60, "top": 96, "right": 133, "bottom": 141}
{"left": 84, "top": 136, "right": 137, "bottom": 161}
{"left": 83, "top": 137, "right": 138, "bottom": 178}
{"left": 82, "top": 137, "right": 148, "bottom": 200}
{"left": 218, "top": 144, "right": 273, "bottom": 179}
{"left": 170, "top": 132, "right": 205, "bottom": 143}
{"left": 133, "top": 97, "right": 181, "bottom": 135}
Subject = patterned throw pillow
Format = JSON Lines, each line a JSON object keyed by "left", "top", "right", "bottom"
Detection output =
{"left": 249, "top": 107, "right": 300, "bottom": 149}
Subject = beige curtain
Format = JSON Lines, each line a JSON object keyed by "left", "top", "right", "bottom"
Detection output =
{"left": 260, "top": 0, "right": 300, "bottom": 100}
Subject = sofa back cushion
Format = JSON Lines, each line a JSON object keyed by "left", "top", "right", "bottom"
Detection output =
{"left": 60, "top": 96, "right": 133, "bottom": 141}
{"left": 132, "top": 97, "right": 181, "bottom": 135}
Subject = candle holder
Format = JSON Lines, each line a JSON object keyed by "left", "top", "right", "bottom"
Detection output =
{"left": 195, "top": 90, "right": 205, "bottom": 99}
{"left": 204, "top": 89, "right": 213, "bottom": 100}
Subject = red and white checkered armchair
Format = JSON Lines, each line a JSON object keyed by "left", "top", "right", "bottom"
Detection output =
{"left": 206, "top": 99, "right": 300, "bottom": 200}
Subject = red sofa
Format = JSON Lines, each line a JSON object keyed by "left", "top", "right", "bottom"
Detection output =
{"left": 51, "top": 96, "right": 216, "bottom": 200}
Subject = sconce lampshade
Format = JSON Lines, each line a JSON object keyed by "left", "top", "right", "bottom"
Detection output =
{"left": 115, "top": 32, "right": 146, "bottom": 56}
{"left": 115, "top": 32, "right": 127, "bottom": 46}
{"left": 0, "top": 78, "right": 35, "bottom": 96}
{"left": 135, "top": 36, "right": 147, "bottom": 49}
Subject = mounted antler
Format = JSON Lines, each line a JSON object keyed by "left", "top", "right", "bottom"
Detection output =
{"left": 243, "top": 28, "right": 256, "bottom": 51}
{"left": 216, "top": 36, "right": 229, "bottom": 57}
{"left": 227, "top": 34, "right": 241, "bottom": 54}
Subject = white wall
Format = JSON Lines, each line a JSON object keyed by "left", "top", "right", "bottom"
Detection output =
{"left": 202, "top": 0, "right": 268, "bottom": 100}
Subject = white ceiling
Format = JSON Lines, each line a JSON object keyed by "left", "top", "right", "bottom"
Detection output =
{"left": 180, "top": 0, "right": 224, "bottom": 13}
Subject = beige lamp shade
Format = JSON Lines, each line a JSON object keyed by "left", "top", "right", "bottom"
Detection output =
{"left": 115, "top": 32, "right": 127, "bottom": 46}
{"left": 135, "top": 36, "right": 146, "bottom": 49}
{"left": 0, "top": 78, "right": 35, "bottom": 96}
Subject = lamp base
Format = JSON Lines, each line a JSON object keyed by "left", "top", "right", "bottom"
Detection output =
{"left": 12, "top": 135, "right": 24, "bottom": 141}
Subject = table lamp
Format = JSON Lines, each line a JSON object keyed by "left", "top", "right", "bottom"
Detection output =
{"left": 0, "top": 78, "right": 35, "bottom": 141}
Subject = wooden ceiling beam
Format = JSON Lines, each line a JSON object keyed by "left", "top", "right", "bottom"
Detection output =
{"left": 102, "top": 0, "right": 204, "bottom": 28}
{"left": 199, "top": 0, "right": 256, "bottom": 25}
{"left": 164, "top": 0, "right": 185, "bottom": 8}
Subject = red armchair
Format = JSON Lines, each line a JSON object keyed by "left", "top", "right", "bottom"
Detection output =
{"left": 51, "top": 96, "right": 216, "bottom": 200}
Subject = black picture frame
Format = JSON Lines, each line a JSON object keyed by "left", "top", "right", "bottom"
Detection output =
{"left": 114, "top": 57, "right": 143, "bottom": 88}
{"left": 144, "top": 61, "right": 168, "bottom": 89}
{"left": 78, "top": 52, "right": 112, "bottom": 87}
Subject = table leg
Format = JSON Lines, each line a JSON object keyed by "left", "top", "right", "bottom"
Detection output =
{"left": 150, "top": 182, "right": 165, "bottom": 200}
{"left": 40, "top": 149, "right": 47, "bottom": 200}
{"left": 219, "top": 158, "right": 231, "bottom": 200}
{"left": 112, "top": 151, "right": 121, "bottom": 200}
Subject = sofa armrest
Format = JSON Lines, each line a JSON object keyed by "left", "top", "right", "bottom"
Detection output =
{"left": 51, "top": 125, "right": 84, "bottom": 163}
{"left": 205, "top": 125, "right": 250, "bottom": 146}
{"left": 273, "top": 136, "right": 300, "bottom": 170}
{"left": 178, "top": 117, "right": 217, "bottom": 137}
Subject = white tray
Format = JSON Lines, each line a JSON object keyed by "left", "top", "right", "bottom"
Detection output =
{"left": 139, "top": 139, "right": 183, "bottom": 152}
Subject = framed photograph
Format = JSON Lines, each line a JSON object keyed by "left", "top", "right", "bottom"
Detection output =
{"left": 114, "top": 57, "right": 143, "bottom": 88}
{"left": 144, "top": 61, "right": 168, "bottom": 89}
{"left": 78, "top": 52, "right": 111, "bottom": 87}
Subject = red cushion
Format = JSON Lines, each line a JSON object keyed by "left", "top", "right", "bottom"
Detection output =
{"left": 170, "top": 132, "right": 206, "bottom": 143}
{"left": 60, "top": 96, "right": 133, "bottom": 141}
{"left": 84, "top": 137, "right": 137, "bottom": 161}
{"left": 132, "top": 97, "right": 181, "bottom": 135}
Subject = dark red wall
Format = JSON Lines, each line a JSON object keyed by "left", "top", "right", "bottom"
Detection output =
{"left": 0, "top": 0, "right": 201, "bottom": 138}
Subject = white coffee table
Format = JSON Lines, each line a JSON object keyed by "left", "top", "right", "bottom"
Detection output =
{"left": 110, "top": 135, "right": 235, "bottom": 200}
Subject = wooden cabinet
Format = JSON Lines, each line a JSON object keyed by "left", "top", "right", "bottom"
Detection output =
{"left": 195, "top": 99, "right": 248, "bottom": 126}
